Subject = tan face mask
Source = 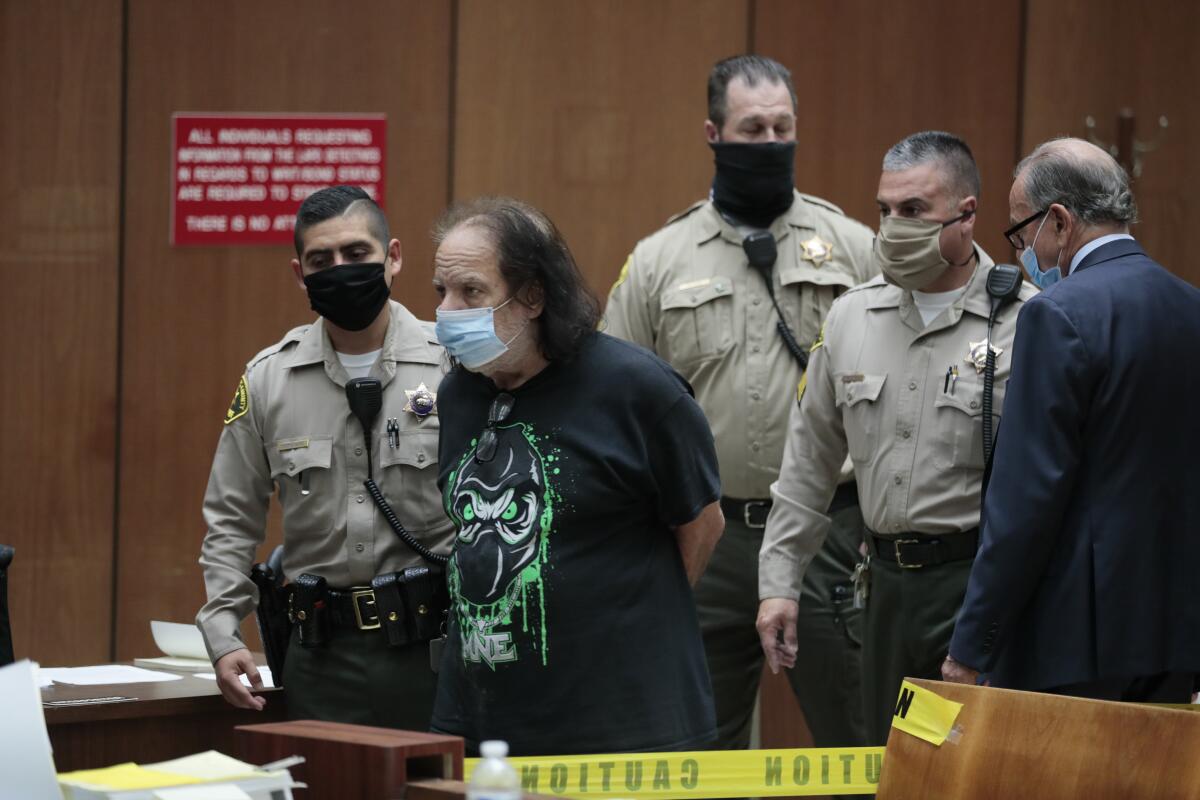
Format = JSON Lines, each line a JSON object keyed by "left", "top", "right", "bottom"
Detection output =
{"left": 874, "top": 213, "right": 972, "bottom": 291}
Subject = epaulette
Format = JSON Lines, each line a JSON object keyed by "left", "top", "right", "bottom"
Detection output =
{"left": 245, "top": 324, "right": 310, "bottom": 373}
{"left": 416, "top": 319, "right": 441, "bottom": 347}
{"left": 664, "top": 199, "right": 708, "bottom": 226}
{"left": 838, "top": 274, "right": 889, "bottom": 299}
{"left": 797, "top": 192, "right": 846, "bottom": 216}
{"left": 1017, "top": 280, "right": 1040, "bottom": 302}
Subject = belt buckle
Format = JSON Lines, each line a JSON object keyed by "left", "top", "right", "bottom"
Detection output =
{"left": 743, "top": 501, "right": 769, "bottom": 529}
{"left": 893, "top": 539, "right": 923, "bottom": 569}
{"left": 351, "top": 588, "right": 381, "bottom": 630}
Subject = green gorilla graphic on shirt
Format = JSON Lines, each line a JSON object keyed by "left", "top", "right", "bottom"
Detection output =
{"left": 445, "top": 423, "right": 558, "bottom": 668}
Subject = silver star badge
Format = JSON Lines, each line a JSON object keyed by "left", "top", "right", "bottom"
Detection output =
{"left": 965, "top": 340, "right": 1003, "bottom": 374}
{"left": 403, "top": 383, "right": 437, "bottom": 418}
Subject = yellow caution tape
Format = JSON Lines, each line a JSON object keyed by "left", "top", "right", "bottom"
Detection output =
{"left": 465, "top": 746, "right": 886, "bottom": 798}
{"left": 890, "top": 679, "right": 963, "bottom": 746}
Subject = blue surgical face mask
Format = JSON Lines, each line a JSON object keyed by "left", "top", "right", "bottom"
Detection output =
{"left": 435, "top": 296, "right": 524, "bottom": 369}
{"left": 1020, "top": 213, "right": 1062, "bottom": 289}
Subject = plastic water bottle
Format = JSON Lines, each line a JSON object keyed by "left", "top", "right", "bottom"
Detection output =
{"left": 467, "top": 740, "right": 521, "bottom": 800}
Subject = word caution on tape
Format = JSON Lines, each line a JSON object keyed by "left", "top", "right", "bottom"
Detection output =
{"left": 465, "top": 746, "right": 886, "bottom": 798}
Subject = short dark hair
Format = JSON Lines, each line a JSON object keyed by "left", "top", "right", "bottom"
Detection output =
{"left": 293, "top": 185, "right": 390, "bottom": 256}
{"left": 882, "top": 131, "right": 982, "bottom": 201}
{"left": 707, "top": 55, "right": 797, "bottom": 131}
{"left": 433, "top": 197, "right": 601, "bottom": 363}
{"left": 1016, "top": 138, "right": 1137, "bottom": 226}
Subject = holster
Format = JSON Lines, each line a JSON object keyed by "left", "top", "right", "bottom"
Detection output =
{"left": 0, "top": 545, "right": 13, "bottom": 667}
{"left": 371, "top": 567, "right": 449, "bottom": 647}
{"left": 292, "top": 573, "right": 331, "bottom": 647}
{"left": 249, "top": 560, "right": 290, "bottom": 678}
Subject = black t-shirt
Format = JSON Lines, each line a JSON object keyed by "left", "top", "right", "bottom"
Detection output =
{"left": 430, "top": 332, "right": 720, "bottom": 756}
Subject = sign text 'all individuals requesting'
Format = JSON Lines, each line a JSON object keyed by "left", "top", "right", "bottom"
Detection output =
{"left": 171, "top": 114, "right": 387, "bottom": 246}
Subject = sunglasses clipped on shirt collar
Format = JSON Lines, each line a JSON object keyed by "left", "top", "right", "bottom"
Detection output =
{"left": 475, "top": 392, "right": 515, "bottom": 463}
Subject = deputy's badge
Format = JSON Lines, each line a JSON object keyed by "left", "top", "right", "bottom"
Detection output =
{"left": 965, "top": 340, "right": 1003, "bottom": 374}
{"left": 224, "top": 376, "right": 249, "bottom": 425}
{"left": 403, "top": 383, "right": 437, "bottom": 418}
{"left": 800, "top": 236, "right": 834, "bottom": 266}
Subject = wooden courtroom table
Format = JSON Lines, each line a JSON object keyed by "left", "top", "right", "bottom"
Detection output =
{"left": 43, "top": 665, "right": 285, "bottom": 771}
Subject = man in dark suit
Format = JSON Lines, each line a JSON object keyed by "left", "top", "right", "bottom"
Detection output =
{"left": 942, "top": 137, "right": 1200, "bottom": 701}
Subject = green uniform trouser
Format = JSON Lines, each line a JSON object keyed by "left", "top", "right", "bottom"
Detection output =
{"left": 860, "top": 546, "right": 973, "bottom": 745}
{"left": 694, "top": 488, "right": 866, "bottom": 749}
{"left": 281, "top": 625, "right": 438, "bottom": 730}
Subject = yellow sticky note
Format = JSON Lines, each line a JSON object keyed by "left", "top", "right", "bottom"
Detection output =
{"left": 890, "top": 680, "right": 964, "bottom": 746}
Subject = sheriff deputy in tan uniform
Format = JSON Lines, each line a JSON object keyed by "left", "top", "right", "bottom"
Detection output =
{"left": 757, "top": 131, "right": 1038, "bottom": 745}
{"left": 197, "top": 185, "right": 453, "bottom": 728}
{"left": 605, "top": 55, "right": 877, "bottom": 749}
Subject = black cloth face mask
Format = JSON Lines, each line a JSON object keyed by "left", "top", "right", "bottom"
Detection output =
{"left": 303, "top": 262, "right": 390, "bottom": 331}
{"left": 710, "top": 141, "right": 797, "bottom": 229}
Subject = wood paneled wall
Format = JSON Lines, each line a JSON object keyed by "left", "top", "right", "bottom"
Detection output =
{"left": 756, "top": 0, "right": 1023, "bottom": 262}
{"left": 0, "top": 0, "right": 122, "bottom": 666}
{"left": 1022, "top": 0, "right": 1199, "bottom": 288}
{"left": 453, "top": 0, "right": 750, "bottom": 300}
{"left": 3, "top": 0, "right": 1196, "bottom": 705}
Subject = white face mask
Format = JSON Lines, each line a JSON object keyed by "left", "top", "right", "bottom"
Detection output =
{"left": 434, "top": 296, "right": 525, "bottom": 369}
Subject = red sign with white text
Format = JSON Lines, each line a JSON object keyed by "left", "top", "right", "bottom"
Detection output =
{"left": 171, "top": 113, "right": 387, "bottom": 246}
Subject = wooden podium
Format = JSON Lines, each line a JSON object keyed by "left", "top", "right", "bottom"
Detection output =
{"left": 236, "top": 720, "right": 463, "bottom": 799}
{"left": 878, "top": 678, "right": 1200, "bottom": 799}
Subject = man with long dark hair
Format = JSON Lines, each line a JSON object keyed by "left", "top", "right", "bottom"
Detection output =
{"left": 429, "top": 196, "right": 724, "bottom": 755}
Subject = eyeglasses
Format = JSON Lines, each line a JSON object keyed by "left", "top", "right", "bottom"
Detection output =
{"left": 1003, "top": 209, "right": 1048, "bottom": 250}
{"left": 475, "top": 393, "right": 515, "bottom": 463}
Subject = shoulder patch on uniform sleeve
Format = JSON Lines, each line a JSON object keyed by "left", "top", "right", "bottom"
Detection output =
{"left": 224, "top": 375, "right": 250, "bottom": 425}
{"left": 610, "top": 253, "right": 633, "bottom": 293}
{"left": 810, "top": 320, "right": 827, "bottom": 353}
{"left": 797, "top": 193, "right": 846, "bottom": 216}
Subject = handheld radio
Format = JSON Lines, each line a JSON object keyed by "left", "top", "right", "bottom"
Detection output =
{"left": 982, "top": 264, "right": 1023, "bottom": 464}
{"left": 742, "top": 231, "right": 809, "bottom": 373}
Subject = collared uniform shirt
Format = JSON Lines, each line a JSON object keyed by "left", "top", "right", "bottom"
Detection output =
{"left": 197, "top": 301, "right": 454, "bottom": 661}
{"left": 604, "top": 192, "right": 877, "bottom": 499}
{"left": 759, "top": 250, "right": 1039, "bottom": 599}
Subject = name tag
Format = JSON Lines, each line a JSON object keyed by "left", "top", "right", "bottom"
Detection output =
{"left": 276, "top": 437, "right": 311, "bottom": 452}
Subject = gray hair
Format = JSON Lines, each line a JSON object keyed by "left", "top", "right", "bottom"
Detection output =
{"left": 882, "top": 131, "right": 981, "bottom": 201}
{"left": 1015, "top": 138, "right": 1137, "bottom": 226}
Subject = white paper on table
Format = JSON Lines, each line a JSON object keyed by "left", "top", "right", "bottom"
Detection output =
{"left": 134, "top": 656, "right": 212, "bottom": 671}
{"left": 153, "top": 785, "right": 253, "bottom": 800}
{"left": 150, "top": 620, "right": 209, "bottom": 660}
{"left": 144, "top": 751, "right": 264, "bottom": 781}
{"left": 193, "top": 667, "right": 274, "bottom": 688}
{"left": 144, "top": 753, "right": 296, "bottom": 800}
{"left": 0, "top": 661, "right": 64, "bottom": 800}
{"left": 40, "top": 665, "right": 183, "bottom": 685}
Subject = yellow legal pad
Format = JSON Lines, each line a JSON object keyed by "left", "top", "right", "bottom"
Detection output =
{"left": 57, "top": 763, "right": 202, "bottom": 790}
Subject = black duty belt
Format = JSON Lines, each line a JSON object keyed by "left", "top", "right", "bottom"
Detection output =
{"left": 869, "top": 528, "right": 979, "bottom": 569}
{"left": 723, "top": 481, "right": 859, "bottom": 530}
{"left": 324, "top": 586, "right": 385, "bottom": 632}
{"left": 721, "top": 497, "right": 772, "bottom": 529}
